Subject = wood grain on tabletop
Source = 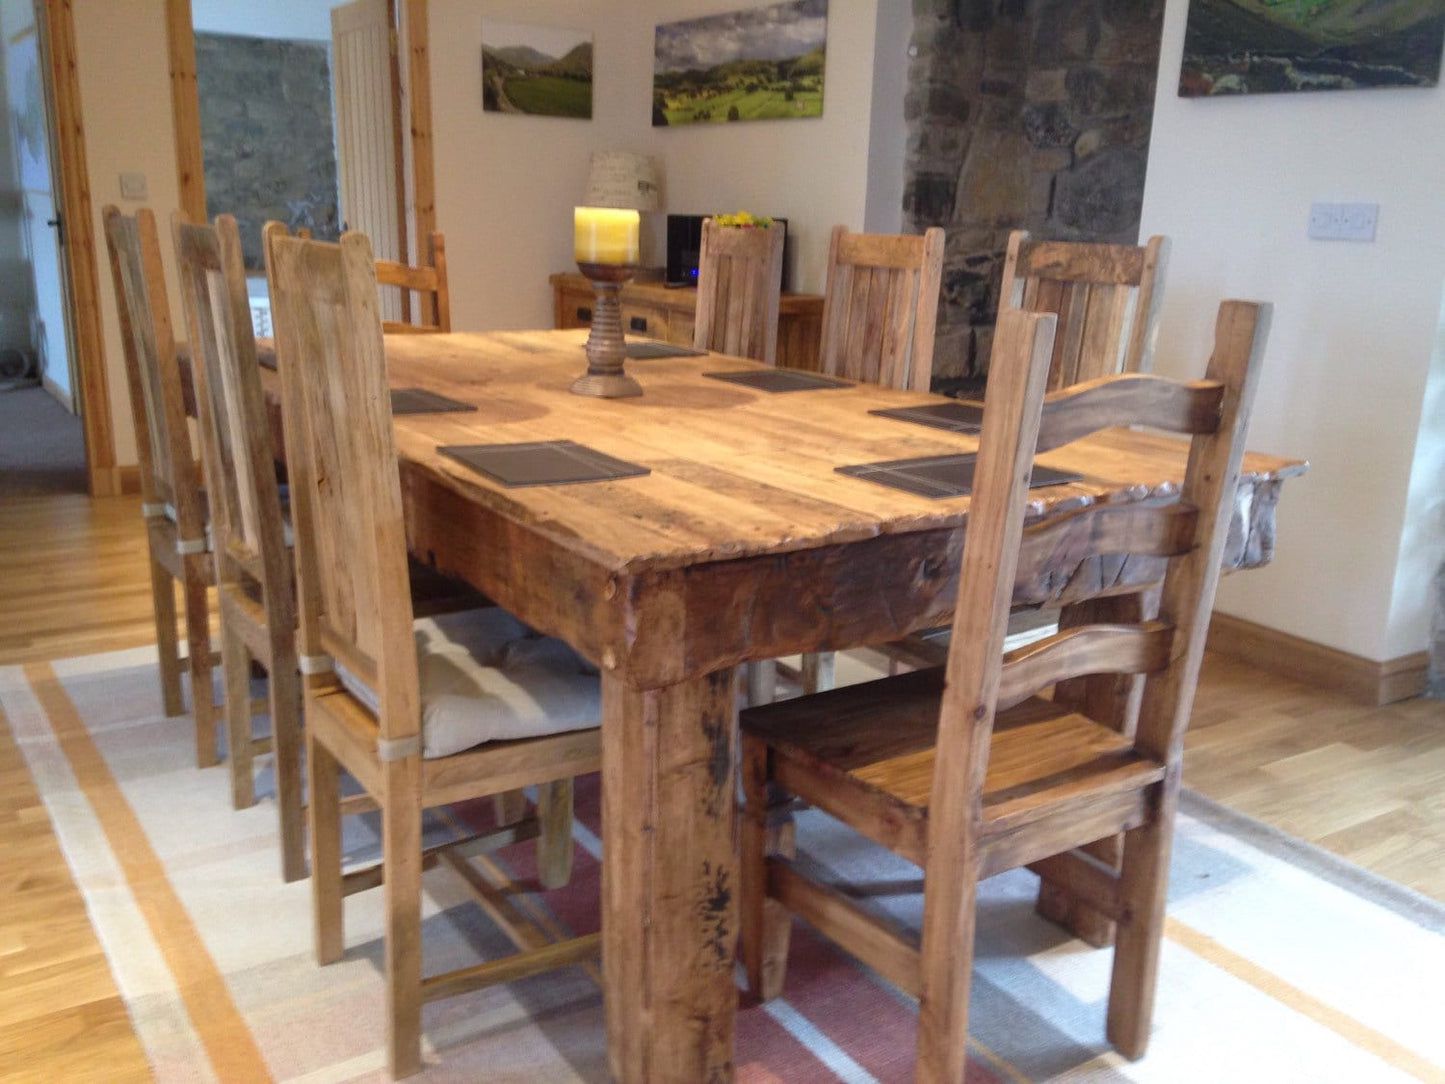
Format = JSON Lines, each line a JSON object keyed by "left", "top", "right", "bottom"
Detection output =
{"left": 370, "top": 329, "right": 1301, "bottom": 576}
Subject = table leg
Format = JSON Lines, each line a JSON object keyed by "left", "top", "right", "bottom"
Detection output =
{"left": 601, "top": 669, "right": 738, "bottom": 1083}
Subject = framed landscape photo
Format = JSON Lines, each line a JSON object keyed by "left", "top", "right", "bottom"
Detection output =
{"left": 481, "top": 19, "right": 593, "bottom": 118}
{"left": 653, "top": 0, "right": 827, "bottom": 126}
{"left": 1179, "top": 0, "right": 1445, "bottom": 97}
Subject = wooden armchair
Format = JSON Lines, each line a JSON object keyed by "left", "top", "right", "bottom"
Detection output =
{"left": 102, "top": 206, "right": 217, "bottom": 768}
{"left": 172, "top": 212, "right": 305, "bottom": 882}
{"left": 376, "top": 230, "right": 450, "bottom": 334}
{"left": 818, "top": 223, "right": 945, "bottom": 391}
{"left": 693, "top": 217, "right": 785, "bottom": 364}
{"left": 264, "top": 223, "right": 602, "bottom": 1078}
{"left": 1001, "top": 229, "right": 1168, "bottom": 387}
{"left": 740, "top": 300, "right": 1270, "bottom": 1080}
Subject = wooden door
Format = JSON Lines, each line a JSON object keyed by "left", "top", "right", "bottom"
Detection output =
{"left": 331, "top": 0, "right": 403, "bottom": 321}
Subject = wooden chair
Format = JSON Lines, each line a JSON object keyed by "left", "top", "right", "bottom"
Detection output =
{"left": 172, "top": 211, "right": 305, "bottom": 883}
{"left": 1001, "top": 229, "right": 1168, "bottom": 387}
{"left": 818, "top": 223, "right": 945, "bottom": 392}
{"left": 102, "top": 206, "right": 217, "bottom": 769}
{"left": 779, "top": 225, "right": 945, "bottom": 700}
{"left": 264, "top": 223, "right": 602, "bottom": 1078}
{"left": 693, "top": 217, "right": 785, "bottom": 364}
{"left": 376, "top": 230, "right": 450, "bottom": 334}
{"left": 740, "top": 300, "right": 1270, "bottom": 1080}
{"left": 877, "top": 231, "right": 1173, "bottom": 687}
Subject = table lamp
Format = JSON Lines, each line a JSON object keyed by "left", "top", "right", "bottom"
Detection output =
{"left": 571, "top": 150, "right": 662, "bottom": 398}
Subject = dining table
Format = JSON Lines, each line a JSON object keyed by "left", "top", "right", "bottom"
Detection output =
{"left": 228, "top": 326, "right": 1304, "bottom": 1082}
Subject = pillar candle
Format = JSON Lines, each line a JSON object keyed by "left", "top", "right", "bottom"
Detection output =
{"left": 574, "top": 207, "right": 640, "bottom": 265}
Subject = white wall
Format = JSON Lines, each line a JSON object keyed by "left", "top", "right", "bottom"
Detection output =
{"left": 430, "top": 0, "right": 890, "bottom": 331}
{"left": 74, "top": 0, "right": 187, "bottom": 465}
{"left": 191, "top": 0, "right": 334, "bottom": 41}
{"left": 0, "top": 1, "right": 30, "bottom": 356}
{"left": 1140, "top": 0, "right": 1445, "bottom": 662}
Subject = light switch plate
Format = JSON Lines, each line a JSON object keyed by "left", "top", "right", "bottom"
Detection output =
{"left": 119, "top": 172, "right": 148, "bottom": 201}
{"left": 1308, "top": 201, "right": 1378, "bottom": 242}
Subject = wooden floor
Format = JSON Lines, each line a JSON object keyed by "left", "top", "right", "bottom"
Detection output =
{"left": 0, "top": 491, "right": 1441, "bottom": 1080}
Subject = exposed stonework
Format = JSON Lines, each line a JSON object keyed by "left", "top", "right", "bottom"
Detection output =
{"left": 195, "top": 33, "right": 340, "bottom": 270}
{"left": 905, "top": 0, "right": 1165, "bottom": 384}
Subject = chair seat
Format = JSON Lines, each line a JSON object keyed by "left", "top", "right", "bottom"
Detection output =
{"left": 340, "top": 609, "right": 600, "bottom": 759}
{"left": 740, "top": 668, "right": 1165, "bottom": 866}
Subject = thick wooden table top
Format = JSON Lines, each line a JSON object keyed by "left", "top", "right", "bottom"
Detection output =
{"left": 378, "top": 329, "right": 1303, "bottom": 575}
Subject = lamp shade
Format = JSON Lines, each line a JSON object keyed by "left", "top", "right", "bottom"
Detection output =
{"left": 582, "top": 151, "right": 662, "bottom": 212}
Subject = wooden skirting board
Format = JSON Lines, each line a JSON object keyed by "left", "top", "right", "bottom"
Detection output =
{"left": 1208, "top": 612, "right": 1428, "bottom": 706}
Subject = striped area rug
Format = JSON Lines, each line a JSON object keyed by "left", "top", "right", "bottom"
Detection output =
{"left": 2, "top": 647, "right": 1443, "bottom": 1082}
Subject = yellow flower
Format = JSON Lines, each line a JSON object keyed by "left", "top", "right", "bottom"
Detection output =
{"left": 715, "top": 211, "right": 772, "bottom": 229}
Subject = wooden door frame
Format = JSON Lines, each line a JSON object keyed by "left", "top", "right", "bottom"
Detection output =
{"left": 36, "top": 0, "right": 435, "bottom": 498}
{"left": 166, "top": 0, "right": 433, "bottom": 255}
{"left": 37, "top": 0, "right": 116, "bottom": 496}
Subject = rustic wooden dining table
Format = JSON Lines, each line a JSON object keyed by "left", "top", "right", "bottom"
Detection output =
{"left": 238, "top": 326, "right": 1302, "bottom": 1082}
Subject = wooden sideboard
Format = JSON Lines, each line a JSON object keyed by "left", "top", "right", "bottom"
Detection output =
{"left": 549, "top": 272, "right": 823, "bottom": 371}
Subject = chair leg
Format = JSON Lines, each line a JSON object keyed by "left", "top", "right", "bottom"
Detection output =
{"left": 307, "top": 730, "right": 344, "bottom": 965}
{"left": 914, "top": 861, "right": 981, "bottom": 1084}
{"left": 150, "top": 557, "right": 184, "bottom": 717}
{"left": 1106, "top": 787, "right": 1177, "bottom": 1060}
{"left": 801, "top": 650, "right": 834, "bottom": 695}
{"left": 271, "top": 652, "right": 305, "bottom": 883}
{"left": 745, "top": 659, "right": 777, "bottom": 706}
{"left": 382, "top": 757, "right": 424, "bottom": 1079}
{"left": 182, "top": 573, "right": 216, "bottom": 767}
{"left": 220, "top": 626, "right": 254, "bottom": 810}
{"left": 740, "top": 736, "right": 791, "bottom": 1001}
{"left": 535, "top": 777, "right": 574, "bottom": 890}
{"left": 492, "top": 788, "right": 527, "bottom": 827}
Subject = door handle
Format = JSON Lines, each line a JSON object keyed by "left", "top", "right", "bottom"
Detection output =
{"left": 46, "top": 216, "right": 64, "bottom": 245}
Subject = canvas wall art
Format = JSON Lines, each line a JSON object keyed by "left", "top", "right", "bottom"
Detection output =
{"left": 1179, "top": 0, "right": 1445, "bottom": 96}
{"left": 482, "top": 20, "right": 593, "bottom": 118}
{"left": 653, "top": 0, "right": 827, "bottom": 126}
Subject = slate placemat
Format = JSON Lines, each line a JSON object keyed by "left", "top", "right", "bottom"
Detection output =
{"left": 390, "top": 388, "right": 477, "bottom": 414}
{"left": 869, "top": 400, "right": 985, "bottom": 433}
{"left": 836, "top": 452, "right": 1081, "bottom": 499}
{"left": 703, "top": 369, "right": 853, "bottom": 392}
{"left": 626, "top": 340, "right": 708, "bottom": 359}
{"left": 438, "top": 440, "right": 650, "bottom": 487}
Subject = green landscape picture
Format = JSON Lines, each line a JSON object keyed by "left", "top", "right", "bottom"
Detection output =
{"left": 482, "top": 20, "right": 592, "bottom": 119}
{"left": 1180, "top": 0, "right": 1445, "bottom": 96}
{"left": 653, "top": 0, "right": 826, "bottom": 126}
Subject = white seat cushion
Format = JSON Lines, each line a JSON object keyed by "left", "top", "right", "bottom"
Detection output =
{"left": 338, "top": 608, "right": 600, "bottom": 759}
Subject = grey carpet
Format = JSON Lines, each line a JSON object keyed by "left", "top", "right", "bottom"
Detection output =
{"left": 0, "top": 385, "right": 87, "bottom": 497}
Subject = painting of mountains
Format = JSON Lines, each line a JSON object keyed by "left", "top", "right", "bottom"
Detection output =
{"left": 1180, "top": 0, "right": 1445, "bottom": 96}
{"left": 653, "top": 0, "right": 826, "bottom": 126}
{"left": 482, "top": 20, "right": 592, "bottom": 118}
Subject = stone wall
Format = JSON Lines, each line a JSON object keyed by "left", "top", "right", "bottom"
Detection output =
{"left": 904, "top": 0, "right": 1165, "bottom": 383}
{"left": 195, "top": 33, "right": 339, "bottom": 270}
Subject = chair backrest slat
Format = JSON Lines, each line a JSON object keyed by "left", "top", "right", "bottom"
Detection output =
{"left": 1036, "top": 372, "right": 1225, "bottom": 453}
{"left": 102, "top": 206, "right": 205, "bottom": 538}
{"left": 995, "top": 622, "right": 1174, "bottom": 713}
{"left": 377, "top": 230, "right": 450, "bottom": 334}
{"left": 265, "top": 224, "right": 419, "bottom": 738}
{"left": 693, "top": 218, "right": 784, "bottom": 365}
{"left": 173, "top": 213, "right": 292, "bottom": 626}
{"left": 1001, "top": 230, "right": 1168, "bottom": 386}
{"left": 819, "top": 224, "right": 944, "bottom": 392}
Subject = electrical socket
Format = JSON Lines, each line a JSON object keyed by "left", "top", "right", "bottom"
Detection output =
{"left": 1308, "top": 201, "right": 1378, "bottom": 242}
{"left": 119, "top": 172, "right": 148, "bottom": 201}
